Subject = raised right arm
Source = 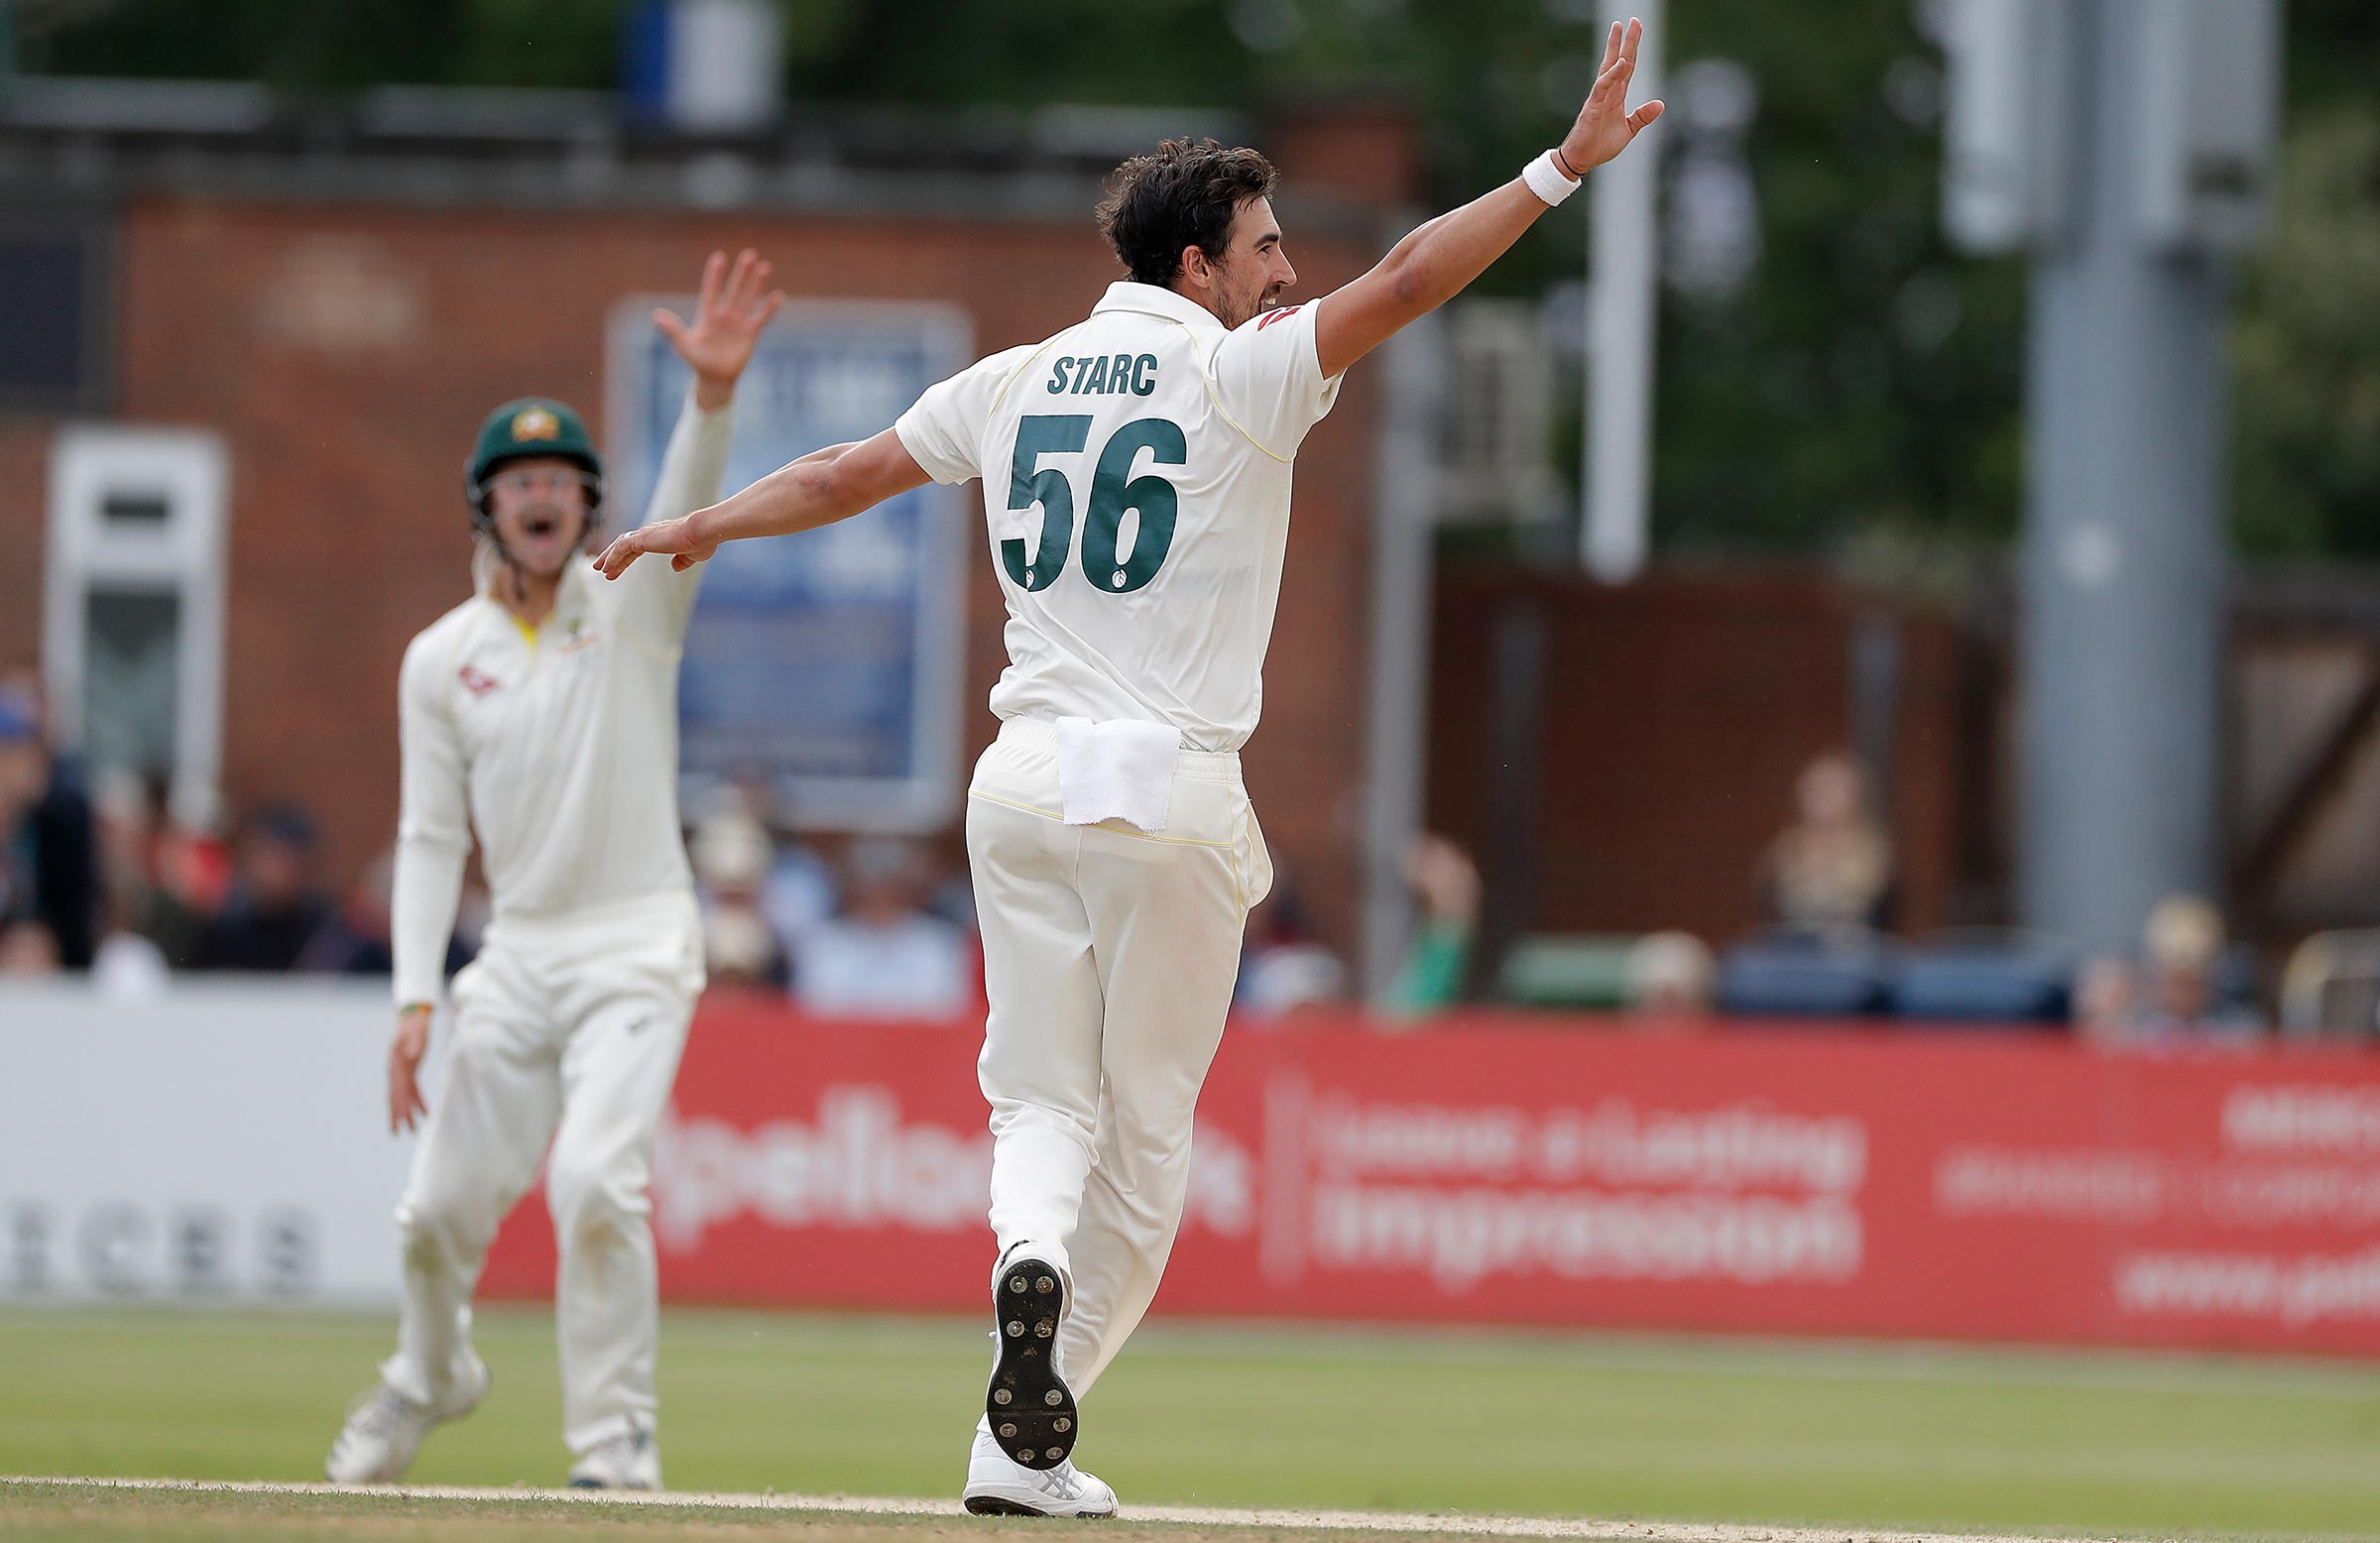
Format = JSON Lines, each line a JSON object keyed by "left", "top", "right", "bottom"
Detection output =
{"left": 1313, "top": 16, "right": 1662, "bottom": 381}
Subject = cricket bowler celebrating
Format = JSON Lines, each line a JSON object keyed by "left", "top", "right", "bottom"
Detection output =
{"left": 596, "top": 22, "right": 1660, "bottom": 1517}
{"left": 327, "top": 251, "right": 785, "bottom": 1490}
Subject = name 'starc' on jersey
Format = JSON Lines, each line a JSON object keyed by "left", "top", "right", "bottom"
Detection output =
{"left": 1044, "top": 354, "right": 1162, "bottom": 397}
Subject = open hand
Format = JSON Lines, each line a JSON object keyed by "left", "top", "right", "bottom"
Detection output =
{"left": 389, "top": 1006, "right": 432, "bottom": 1134}
{"left": 655, "top": 249, "right": 786, "bottom": 408}
{"left": 1560, "top": 17, "right": 1665, "bottom": 175}
{"left": 593, "top": 509, "right": 718, "bottom": 579}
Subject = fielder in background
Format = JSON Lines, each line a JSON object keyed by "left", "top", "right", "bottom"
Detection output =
{"left": 326, "top": 250, "right": 785, "bottom": 1491}
{"left": 596, "top": 20, "right": 1661, "bottom": 1519}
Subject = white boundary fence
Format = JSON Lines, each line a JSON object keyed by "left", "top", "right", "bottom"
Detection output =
{"left": 1, "top": 984, "right": 423, "bottom": 1306}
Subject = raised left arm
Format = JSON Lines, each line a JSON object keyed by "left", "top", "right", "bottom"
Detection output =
{"left": 614, "top": 249, "right": 785, "bottom": 634}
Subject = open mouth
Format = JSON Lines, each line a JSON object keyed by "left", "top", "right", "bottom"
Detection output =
{"left": 522, "top": 513, "right": 561, "bottom": 538}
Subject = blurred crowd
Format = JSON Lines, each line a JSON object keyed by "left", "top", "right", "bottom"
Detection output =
{"left": 1234, "top": 747, "right": 2270, "bottom": 1043}
{"left": 683, "top": 790, "right": 979, "bottom": 1020}
{"left": 0, "top": 668, "right": 992, "bottom": 1017}
{"left": 1728, "top": 750, "right": 2268, "bottom": 1043}
{"left": 0, "top": 664, "right": 2276, "bottom": 1037}
{"left": 0, "top": 668, "right": 473, "bottom": 996}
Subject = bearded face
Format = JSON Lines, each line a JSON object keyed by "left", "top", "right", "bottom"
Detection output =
{"left": 1201, "top": 196, "right": 1298, "bottom": 329}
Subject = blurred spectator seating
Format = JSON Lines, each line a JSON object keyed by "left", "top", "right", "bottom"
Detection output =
{"left": 2278, "top": 928, "right": 2380, "bottom": 1040}
{"left": 192, "top": 803, "right": 345, "bottom": 973}
{"left": 1237, "top": 872, "right": 1348, "bottom": 1018}
{"left": 761, "top": 838, "right": 839, "bottom": 960}
{"left": 88, "top": 919, "right": 170, "bottom": 999}
{"left": 1521, "top": 927, "right": 2082, "bottom": 1027}
{"left": 294, "top": 847, "right": 478, "bottom": 982}
{"left": 1495, "top": 930, "right": 1717, "bottom": 1027}
{"left": 705, "top": 774, "right": 843, "bottom": 975}
{"left": 692, "top": 812, "right": 790, "bottom": 990}
{"left": 91, "top": 769, "right": 203, "bottom": 974}
{"left": 1887, "top": 929, "right": 2074, "bottom": 1026}
{"left": 1718, "top": 926, "right": 1898, "bottom": 1018}
{"left": 2082, "top": 894, "right": 2264, "bottom": 1041}
{"left": 1628, "top": 931, "right": 1717, "bottom": 1021}
{"left": 0, "top": 918, "right": 60, "bottom": 974}
{"left": 0, "top": 682, "right": 99, "bottom": 969}
{"left": 1380, "top": 834, "right": 1479, "bottom": 1019}
{"left": 1760, "top": 751, "right": 1895, "bottom": 934}
{"left": 147, "top": 793, "right": 231, "bottom": 965}
{"left": 794, "top": 835, "right": 972, "bottom": 1020}
{"left": 1496, "top": 934, "right": 1635, "bottom": 1010}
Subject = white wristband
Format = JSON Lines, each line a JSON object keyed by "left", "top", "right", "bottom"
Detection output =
{"left": 1521, "top": 149, "right": 1582, "bottom": 207}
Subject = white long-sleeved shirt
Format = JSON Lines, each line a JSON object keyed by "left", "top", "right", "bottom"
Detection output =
{"left": 389, "top": 395, "right": 732, "bottom": 1008}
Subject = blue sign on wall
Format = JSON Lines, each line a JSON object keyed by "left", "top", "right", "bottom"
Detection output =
{"left": 606, "top": 298, "right": 972, "bottom": 830}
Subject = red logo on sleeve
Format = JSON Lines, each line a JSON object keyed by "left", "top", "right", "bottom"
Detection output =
{"left": 1255, "top": 303, "right": 1305, "bottom": 330}
{"left": 458, "top": 665, "right": 502, "bottom": 697}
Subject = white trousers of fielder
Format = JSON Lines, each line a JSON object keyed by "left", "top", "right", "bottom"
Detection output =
{"left": 967, "top": 716, "right": 1272, "bottom": 1397}
{"left": 380, "top": 891, "right": 703, "bottom": 1455}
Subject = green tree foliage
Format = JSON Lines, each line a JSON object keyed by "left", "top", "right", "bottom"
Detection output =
{"left": 13, "top": 0, "right": 629, "bottom": 88}
{"left": 1649, "top": 4, "right": 2024, "bottom": 558}
{"left": 2231, "top": 102, "right": 2380, "bottom": 558}
{"left": 12, "top": 0, "right": 2377, "bottom": 560}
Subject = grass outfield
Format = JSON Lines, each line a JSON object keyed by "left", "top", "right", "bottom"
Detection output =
{"left": 3, "top": 1308, "right": 2378, "bottom": 1541}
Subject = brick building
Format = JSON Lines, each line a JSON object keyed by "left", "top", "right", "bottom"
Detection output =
{"left": 4, "top": 80, "right": 2117, "bottom": 980}
{"left": 0, "top": 86, "right": 1421, "bottom": 959}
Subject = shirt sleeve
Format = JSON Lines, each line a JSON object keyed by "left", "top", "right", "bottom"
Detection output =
{"left": 1207, "top": 297, "right": 1344, "bottom": 460}
{"left": 614, "top": 390, "right": 735, "bottom": 647}
{"left": 390, "top": 630, "right": 471, "bottom": 1009}
{"left": 893, "top": 344, "right": 1046, "bottom": 486}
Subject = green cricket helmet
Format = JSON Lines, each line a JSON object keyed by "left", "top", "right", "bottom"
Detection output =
{"left": 464, "top": 397, "right": 605, "bottom": 540}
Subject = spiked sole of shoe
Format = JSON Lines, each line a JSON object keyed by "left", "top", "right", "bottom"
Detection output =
{"left": 986, "top": 1255, "right": 1076, "bottom": 1472}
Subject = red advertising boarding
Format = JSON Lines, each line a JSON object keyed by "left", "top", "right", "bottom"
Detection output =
{"left": 480, "top": 999, "right": 2380, "bottom": 1357}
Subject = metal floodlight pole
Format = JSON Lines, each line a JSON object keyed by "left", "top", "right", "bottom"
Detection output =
{"left": 2012, "top": 0, "right": 2278, "bottom": 951}
{"left": 1360, "top": 313, "right": 1447, "bottom": 1002}
{"left": 1583, "top": 0, "right": 1664, "bottom": 583}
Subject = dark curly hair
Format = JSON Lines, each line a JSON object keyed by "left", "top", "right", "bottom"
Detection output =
{"left": 1096, "top": 138, "right": 1279, "bottom": 288}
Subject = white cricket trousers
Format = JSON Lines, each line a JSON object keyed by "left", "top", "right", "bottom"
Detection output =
{"left": 381, "top": 890, "right": 703, "bottom": 1455}
{"left": 967, "top": 716, "right": 1273, "bottom": 1398}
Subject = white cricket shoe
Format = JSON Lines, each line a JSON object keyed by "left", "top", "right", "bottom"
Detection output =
{"left": 962, "top": 1424, "right": 1117, "bottom": 1517}
{"left": 567, "top": 1424, "right": 662, "bottom": 1490}
{"left": 324, "top": 1359, "right": 490, "bottom": 1484}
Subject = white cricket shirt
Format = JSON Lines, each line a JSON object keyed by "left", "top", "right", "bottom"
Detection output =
{"left": 389, "top": 395, "right": 731, "bottom": 1008}
{"left": 895, "top": 281, "right": 1342, "bottom": 753}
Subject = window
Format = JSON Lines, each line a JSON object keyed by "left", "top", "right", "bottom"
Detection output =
{"left": 0, "top": 206, "right": 114, "bottom": 415}
{"left": 43, "top": 429, "right": 228, "bottom": 830}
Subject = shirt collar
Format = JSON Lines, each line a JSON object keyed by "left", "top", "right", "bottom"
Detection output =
{"left": 559, "top": 556, "right": 593, "bottom": 607}
{"left": 482, "top": 556, "right": 590, "bottom": 632}
{"left": 1091, "top": 281, "right": 1228, "bottom": 336}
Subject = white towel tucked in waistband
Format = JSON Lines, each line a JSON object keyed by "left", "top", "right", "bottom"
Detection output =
{"left": 1055, "top": 716, "right": 1182, "bottom": 833}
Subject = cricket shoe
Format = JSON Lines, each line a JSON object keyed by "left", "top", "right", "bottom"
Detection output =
{"left": 986, "top": 1246, "right": 1076, "bottom": 1471}
{"left": 324, "top": 1358, "right": 490, "bottom": 1484}
{"left": 963, "top": 1423, "right": 1117, "bottom": 1517}
{"left": 568, "top": 1424, "right": 662, "bottom": 1489}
